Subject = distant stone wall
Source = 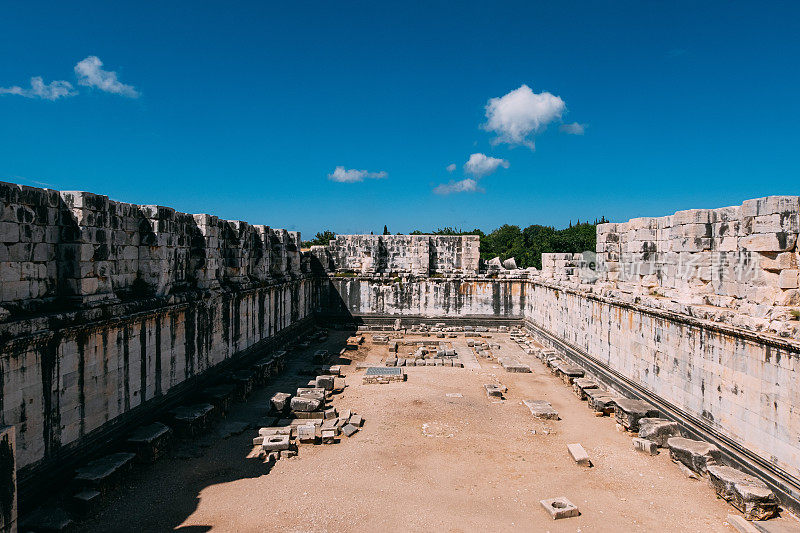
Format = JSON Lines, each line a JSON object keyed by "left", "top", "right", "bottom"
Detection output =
{"left": 0, "top": 182, "right": 304, "bottom": 314}
{"left": 317, "top": 277, "right": 525, "bottom": 319}
{"left": 319, "top": 234, "right": 480, "bottom": 276}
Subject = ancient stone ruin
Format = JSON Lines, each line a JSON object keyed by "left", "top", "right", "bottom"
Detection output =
{"left": 1, "top": 181, "right": 799, "bottom": 530}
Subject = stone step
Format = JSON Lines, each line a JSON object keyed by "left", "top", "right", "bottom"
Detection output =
{"left": 73, "top": 452, "right": 136, "bottom": 492}
{"left": 613, "top": 399, "right": 659, "bottom": 431}
{"left": 126, "top": 422, "right": 173, "bottom": 462}
{"left": 201, "top": 383, "right": 237, "bottom": 415}
{"left": 707, "top": 465, "right": 779, "bottom": 520}
{"left": 585, "top": 389, "right": 617, "bottom": 415}
{"left": 169, "top": 403, "right": 216, "bottom": 436}
{"left": 572, "top": 378, "right": 599, "bottom": 400}
{"left": 638, "top": 418, "right": 680, "bottom": 447}
{"left": 667, "top": 437, "right": 721, "bottom": 476}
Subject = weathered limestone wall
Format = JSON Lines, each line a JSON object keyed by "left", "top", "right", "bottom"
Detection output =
{"left": 0, "top": 182, "right": 319, "bottom": 495}
{"left": 523, "top": 280, "right": 800, "bottom": 500}
{"left": 321, "top": 235, "right": 480, "bottom": 276}
{"left": 594, "top": 196, "right": 799, "bottom": 310}
{"left": 0, "top": 182, "right": 303, "bottom": 314}
{"left": 317, "top": 277, "right": 525, "bottom": 320}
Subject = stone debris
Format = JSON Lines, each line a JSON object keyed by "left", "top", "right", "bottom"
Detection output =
{"left": 321, "top": 429, "right": 337, "bottom": 444}
{"left": 270, "top": 392, "right": 293, "bottom": 414}
{"left": 498, "top": 357, "right": 531, "bottom": 373}
{"left": 290, "top": 396, "right": 322, "bottom": 412}
{"left": 667, "top": 437, "right": 721, "bottom": 476}
{"left": 297, "top": 424, "right": 317, "bottom": 444}
{"left": 484, "top": 383, "right": 506, "bottom": 399}
{"left": 555, "top": 362, "right": 585, "bottom": 384}
{"left": 638, "top": 418, "right": 680, "bottom": 447}
{"left": 707, "top": 465, "right": 779, "bottom": 520}
{"left": 126, "top": 422, "right": 172, "bottom": 463}
{"left": 540, "top": 497, "right": 580, "bottom": 520}
{"left": 572, "top": 377, "right": 599, "bottom": 400}
{"left": 585, "top": 389, "right": 618, "bottom": 415}
{"left": 567, "top": 443, "right": 591, "bottom": 467}
{"left": 613, "top": 399, "right": 659, "bottom": 431}
{"left": 315, "top": 374, "right": 336, "bottom": 391}
{"left": 523, "top": 400, "right": 559, "bottom": 420}
{"left": 632, "top": 437, "right": 659, "bottom": 455}
{"left": 341, "top": 423, "right": 359, "bottom": 437}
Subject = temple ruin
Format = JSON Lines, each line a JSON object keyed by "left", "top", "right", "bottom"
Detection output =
{"left": 0, "top": 181, "right": 799, "bottom": 531}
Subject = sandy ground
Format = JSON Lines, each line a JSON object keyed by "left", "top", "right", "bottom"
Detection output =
{"left": 74, "top": 331, "right": 799, "bottom": 533}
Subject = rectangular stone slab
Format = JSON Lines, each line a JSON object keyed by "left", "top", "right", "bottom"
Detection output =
{"left": 524, "top": 400, "right": 559, "bottom": 420}
{"left": 567, "top": 443, "right": 591, "bottom": 466}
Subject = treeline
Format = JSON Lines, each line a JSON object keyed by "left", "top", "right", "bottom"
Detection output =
{"left": 302, "top": 219, "right": 605, "bottom": 269}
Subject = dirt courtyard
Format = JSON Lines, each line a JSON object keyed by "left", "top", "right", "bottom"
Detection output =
{"left": 75, "top": 331, "right": 797, "bottom": 532}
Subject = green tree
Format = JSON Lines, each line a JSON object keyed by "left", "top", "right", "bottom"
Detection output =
{"left": 301, "top": 230, "right": 336, "bottom": 248}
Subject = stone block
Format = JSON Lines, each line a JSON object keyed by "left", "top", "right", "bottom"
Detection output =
{"left": 262, "top": 434, "right": 290, "bottom": 451}
{"left": 342, "top": 423, "right": 359, "bottom": 437}
{"left": 632, "top": 437, "right": 659, "bottom": 455}
{"left": 321, "top": 429, "right": 336, "bottom": 444}
{"left": 707, "top": 465, "right": 778, "bottom": 520}
{"left": 572, "top": 378, "right": 599, "bottom": 400}
{"left": 297, "top": 424, "right": 316, "bottom": 443}
{"left": 614, "top": 399, "right": 659, "bottom": 431}
{"left": 523, "top": 400, "right": 559, "bottom": 420}
{"left": 315, "top": 374, "right": 335, "bottom": 391}
{"left": 290, "top": 396, "right": 322, "bottom": 412}
{"left": 484, "top": 383, "right": 505, "bottom": 398}
{"left": 499, "top": 357, "right": 531, "bottom": 373}
{"left": 71, "top": 489, "right": 102, "bottom": 518}
{"left": 126, "top": 422, "right": 172, "bottom": 462}
{"left": 270, "top": 392, "right": 292, "bottom": 413}
{"left": 169, "top": 403, "right": 215, "bottom": 436}
{"left": 586, "top": 389, "right": 617, "bottom": 415}
{"left": 638, "top": 418, "right": 680, "bottom": 447}
{"left": 73, "top": 452, "right": 136, "bottom": 493}
{"left": 540, "top": 497, "right": 579, "bottom": 520}
{"left": 567, "top": 443, "right": 591, "bottom": 466}
{"left": 667, "top": 437, "right": 721, "bottom": 476}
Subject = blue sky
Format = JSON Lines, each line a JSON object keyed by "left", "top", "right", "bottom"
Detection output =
{"left": 1, "top": 1, "right": 798, "bottom": 238}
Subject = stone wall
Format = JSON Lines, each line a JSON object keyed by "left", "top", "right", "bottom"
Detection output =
{"left": 0, "top": 182, "right": 319, "bottom": 497}
{"left": 0, "top": 182, "right": 304, "bottom": 315}
{"left": 317, "top": 276, "right": 524, "bottom": 320}
{"left": 321, "top": 234, "right": 480, "bottom": 276}
{"left": 594, "top": 196, "right": 799, "bottom": 310}
{"left": 522, "top": 280, "right": 800, "bottom": 504}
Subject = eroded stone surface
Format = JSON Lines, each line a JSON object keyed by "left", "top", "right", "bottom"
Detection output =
{"left": 614, "top": 399, "right": 659, "bottom": 431}
{"left": 707, "top": 465, "right": 779, "bottom": 520}
{"left": 668, "top": 437, "right": 721, "bottom": 476}
{"left": 638, "top": 418, "right": 680, "bottom": 447}
{"left": 524, "top": 400, "right": 559, "bottom": 420}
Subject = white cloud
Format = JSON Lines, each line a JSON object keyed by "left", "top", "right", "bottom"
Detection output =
{"left": 446, "top": 163, "right": 457, "bottom": 172}
{"left": 0, "top": 76, "right": 77, "bottom": 100}
{"left": 560, "top": 122, "right": 586, "bottom": 135}
{"left": 463, "top": 152, "right": 509, "bottom": 177}
{"left": 483, "top": 84, "right": 565, "bottom": 149}
{"left": 328, "top": 166, "right": 388, "bottom": 183}
{"left": 433, "top": 178, "right": 483, "bottom": 195}
{"left": 74, "top": 56, "right": 139, "bottom": 97}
